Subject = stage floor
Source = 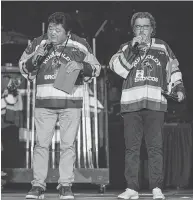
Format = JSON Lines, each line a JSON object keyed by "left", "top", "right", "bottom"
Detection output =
{"left": 1, "top": 190, "right": 193, "bottom": 200}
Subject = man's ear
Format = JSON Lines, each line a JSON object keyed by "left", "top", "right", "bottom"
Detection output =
{"left": 132, "top": 29, "right": 136, "bottom": 37}
{"left": 150, "top": 27, "right": 154, "bottom": 37}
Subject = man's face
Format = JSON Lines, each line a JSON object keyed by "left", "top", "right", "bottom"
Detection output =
{"left": 47, "top": 23, "right": 68, "bottom": 45}
{"left": 133, "top": 18, "right": 153, "bottom": 43}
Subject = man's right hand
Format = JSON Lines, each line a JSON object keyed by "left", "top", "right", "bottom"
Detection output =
{"left": 132, "top": 35, "right": 143, "bottom": 47}
{"left": 132, "top": 35, "right": 144, "bottom": 47}
{"left": 32, "top": 44, "right": 47, "bottom": 65}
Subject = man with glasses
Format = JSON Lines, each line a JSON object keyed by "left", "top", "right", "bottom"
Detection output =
{"left": 19, "top": 12, "right": 101, "bottom": 199}
{"left": 109, "top": 12, "right": 185, "bottom": 199}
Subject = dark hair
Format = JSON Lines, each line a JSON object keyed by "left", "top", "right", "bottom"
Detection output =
{"left": 131, "top": 12, "right": 156, "bottom": 36}
{"left": 48, "top": 12, "right": 71, "bottom": 32}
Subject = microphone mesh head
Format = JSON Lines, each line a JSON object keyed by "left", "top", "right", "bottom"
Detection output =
{"left": 139, "top": 34, "right": 146, "bottom": 42}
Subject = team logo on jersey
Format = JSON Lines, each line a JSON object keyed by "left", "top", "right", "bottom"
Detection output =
{"left": 131, "top": 54, "right": 161, "bottom": 68}
{"left": 141, "top": 60, "right": 153, "bottom": 71}
{"left": 135, "top": 59, "right": 158, "bottom": 82}
{"left": 135, "top": 70, "right": 144, "bottom": 79}
{"left": 135, "top": 73, "right": 158, "bottom": 82}
{"left": 44, "top": 74, "right": 57, "bottom": 80}
{"left": 141, "top": 59, "right": 154, "bottom": 76}
{"left": 44, "top": 69, "right": 58, "bottom": 80}
{"left": 43, "top": 51, "right": 71, "bottom": 64}
{"left": 51, "top": 57, "right": 61, "bottom": 69}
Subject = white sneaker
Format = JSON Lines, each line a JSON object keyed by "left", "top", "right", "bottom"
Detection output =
{"left": 118, "top": 188, "right": 139, "bottom": 199}
{"left": 152, "top": 187, "right": 165, "bottom": 199}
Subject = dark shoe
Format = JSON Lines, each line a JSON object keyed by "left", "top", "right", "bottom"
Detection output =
{"left": 58, "top": 186, "right": 74, "bottom": 199}
{"left": 26, "top": 186, "right": 45, "bottom": 199}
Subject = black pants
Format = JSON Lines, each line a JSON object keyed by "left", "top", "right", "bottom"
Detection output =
{"left": 123, "top": 109, "right": 164, "bottom": 191}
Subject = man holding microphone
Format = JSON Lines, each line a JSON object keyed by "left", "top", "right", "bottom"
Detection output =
{"left": 19, "top": 12, "right": 101, "bottom": 199}
{"left": 109, "top": 12, "right": 185, "bottom": 199}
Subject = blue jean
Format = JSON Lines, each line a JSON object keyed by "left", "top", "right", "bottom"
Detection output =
{"left": 31, "top": 107, "right": 81, "bottom": 190}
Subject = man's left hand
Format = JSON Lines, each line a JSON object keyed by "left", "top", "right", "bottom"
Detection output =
{"left": 66, "top": 61, "right": 83, "bottom": 73}
{"left": 177, "top": 91, "right": 185, "bottom": 102}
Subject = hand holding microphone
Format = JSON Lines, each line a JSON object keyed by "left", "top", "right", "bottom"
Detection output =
{"left": 32, "top": 40, "right": 53, "bottom": 66}
{"left": 132, "top": 35, "right": 146, "bottom": 49}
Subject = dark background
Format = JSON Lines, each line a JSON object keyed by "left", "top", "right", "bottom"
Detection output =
{"left": 2, "top": 1, "right": 193, "bottom": 65}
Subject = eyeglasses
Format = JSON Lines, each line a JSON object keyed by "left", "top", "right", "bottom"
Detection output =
{"left": 134, "top": 25, "right": 151, "bottom": 30}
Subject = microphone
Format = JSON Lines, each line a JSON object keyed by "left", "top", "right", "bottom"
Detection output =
{"left": 132, "top": 35, "right": 144, "bottom": 50}
{"left": 33, "top": 40, "right": 53, "bottom": 66}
